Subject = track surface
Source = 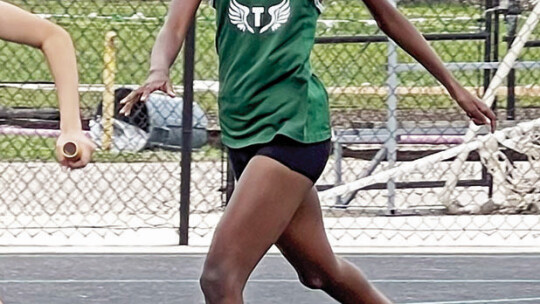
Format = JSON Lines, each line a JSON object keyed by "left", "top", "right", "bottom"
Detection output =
{"left": 1, "top": 253, "right": 539, "bottom": 304}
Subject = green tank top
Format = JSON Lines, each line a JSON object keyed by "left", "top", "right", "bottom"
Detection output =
{"left": 212, "top": 0, "right": 331, "bottom": 148}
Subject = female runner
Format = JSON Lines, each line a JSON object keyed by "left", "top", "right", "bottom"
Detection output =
{"left": 121, "top": 0, "right": 496, "bottom": 302}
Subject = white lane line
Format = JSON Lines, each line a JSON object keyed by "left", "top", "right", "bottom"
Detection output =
{"left": 403, "top": 296, "right": 540, "bottom": 304}
{"left": 338, "top": 255, "right": 540, "bottom": 259}
{"left": 373, "top": 279, "right": 540, "bottom": 283}
{"left": 2, "top": 254, "right": 540, "bottom": 259}
{"left": 0, "top": 279, "right": 200, "bottom": 284}
{"left": 0, "top": 254, "right": 206, "bottom": 258}
{"left": 1, "top": 279, "right": 540, "bottom": 284}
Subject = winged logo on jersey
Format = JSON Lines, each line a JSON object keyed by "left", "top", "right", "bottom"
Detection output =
{"left": 260, "top": 0, "right": 291, "bottom": 33}
{"left": 228, "top": 0, "right": 255, "bottom": 33}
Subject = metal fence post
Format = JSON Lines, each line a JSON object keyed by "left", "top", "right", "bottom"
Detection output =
{"left": 180, "top": 21, "right": 196, "bottom": 245}
{"left": 483, "top": 0, "right": 495, "bottom": 199}
{"left": 334, "top": 140, "right": 343, "bottom": 206}
{"left": 385, "top": 0, "right": 399, "bottom": 215}
{"left": 506, "top": 0, "right": 520, "bottom": 120}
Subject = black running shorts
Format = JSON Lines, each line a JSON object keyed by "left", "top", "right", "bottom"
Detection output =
{"left": 227, "top": 135, "right": 332, "bottom": 183}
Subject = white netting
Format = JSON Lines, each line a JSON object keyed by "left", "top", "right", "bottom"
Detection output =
{"left": 320, "top": 119, "right": 540, "bottom": 209}
{"left": 441, "top": 0, "right": 540, "bottom": 206}
{"left": 473, "top": 122, "right": 540, "bottom": 213}
{"left": 443, "top": 120, "right": 540, "bottom": 214}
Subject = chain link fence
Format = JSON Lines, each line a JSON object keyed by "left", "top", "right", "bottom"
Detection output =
{"left": 0, "top": 0, "right": 184, "bottom": 245}
{"left": 0, "top": 0, "right": 539, "bottom": 246}
{"left": 311, "top": 0, "right": 540, "bottom": 246}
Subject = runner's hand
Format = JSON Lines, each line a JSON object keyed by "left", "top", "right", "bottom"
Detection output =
{"left": 56, "top": 131, "right": 96, "bottom": 169}
{"left": 119, "top": 70, "right": 176, "bottom": 116}
{"left": 452, "top": 87, "right": 497, "bottom": 133}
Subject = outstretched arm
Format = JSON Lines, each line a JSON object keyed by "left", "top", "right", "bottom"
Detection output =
{"left": 120, "top": 0, "right": 202, "bottom": 115}
{"left": 362, "top": 0, "right": 496, "bottom": 131}
{"left": 0, "top": 1, "right": 95, "bottom": 168}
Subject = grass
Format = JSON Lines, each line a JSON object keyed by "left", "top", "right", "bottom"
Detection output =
{"left": 2, "top": 0, "right": 538, "bottom": 106}
{"left": 1, "top": 0, "right": 539, "bottom": 161}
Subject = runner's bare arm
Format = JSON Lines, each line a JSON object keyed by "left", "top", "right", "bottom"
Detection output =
{"left": 120, "top": 0, "right": 202, "bottom": 115}
{"left": 362, "top": 0, "right": 496, "bottom": 131}
{"left": 0, "top": 1, "right": 95, "bottom": 168}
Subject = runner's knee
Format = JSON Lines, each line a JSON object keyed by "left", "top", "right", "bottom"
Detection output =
{"left": 295, "top": 256, "right": 343, "bottom": 290}
{"left": 200, "top": 262, "right": 241, "bottom": 298}
{"left": 298, "top": 271, "right": 328, "bottom": 290}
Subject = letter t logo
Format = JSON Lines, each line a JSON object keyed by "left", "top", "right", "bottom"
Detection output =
{"left": 252, "top": 7, "right": 265, "bottom": 27}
